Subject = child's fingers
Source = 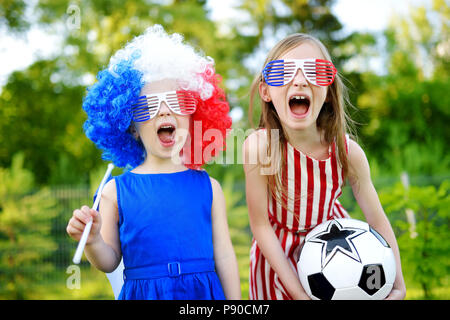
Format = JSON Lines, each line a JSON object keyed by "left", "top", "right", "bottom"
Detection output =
{"left": 82, "top": 205, "right": 101, "bottom": 222}
{"left": 77, "top": 206, "right": 96, "bottom": 223}
{"left": 89, "top": 207, "right": 100, "bottom": 222}
{"left": 81, "top": 206, "right": 101, "bottom": 228}
{"left": 81, "top": 205, "right": 93, "bottom": 218}
{"left": 67, "top": 206, "right": 101, "bottom": 243}
{"left": 89, "top": 209, "right": 102, "bottom": 234}
{"left": 70, "top": 209, "right": 88, "bottom": 227}
{"left": 66, "top": 216, "right": 86, "bottom": 241}
{"left": 80, "top": 206, "right": 102, "bottom": 236}
{"left": 66, "top": 223, "right": 82, "bottom": 239}
{"left": 68, "top": 216, "right": 86, "bottom": 232}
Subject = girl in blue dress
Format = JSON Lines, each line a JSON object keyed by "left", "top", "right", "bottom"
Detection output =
{"left": 66, "top": 25, "right": 241, "bottom": 300}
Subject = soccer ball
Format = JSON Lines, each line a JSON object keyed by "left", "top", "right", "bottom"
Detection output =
{"left": 297, "top": 218, "right": 396, "bottom": 300}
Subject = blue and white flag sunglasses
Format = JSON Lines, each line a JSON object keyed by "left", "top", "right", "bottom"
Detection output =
{"left": 262, "top": 58, "right": 337, "bottom": 87}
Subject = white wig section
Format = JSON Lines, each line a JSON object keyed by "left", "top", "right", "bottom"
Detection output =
{"left": 108, "top": 25, "right": 214, "bottom": 100}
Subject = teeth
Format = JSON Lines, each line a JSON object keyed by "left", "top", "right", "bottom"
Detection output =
{"left": 292, "top": 95, "right": 307, "bottom": 100}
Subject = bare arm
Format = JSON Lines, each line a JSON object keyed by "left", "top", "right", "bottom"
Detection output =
{"left": 348, "top": 139, "right": 406, "bottom": 299}
{"left": 243, "top": 131, "right": 310, "bottom": 300}
{"left": 67, "top": 179, "right": 121, "bottom": 273}
{"left": 210, "top": 177, "right": 241, "bottom": 299}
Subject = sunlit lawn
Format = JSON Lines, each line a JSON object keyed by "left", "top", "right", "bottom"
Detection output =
{"left": 28, "top": 242, "right": 252, "bottom": 300}
{"left": 28, "top": 266, "right": 114, "bottom": 300}
{"left": 404, "top": 277, "right": 450, "bottom": 300}
{"left": 27, "top": 246, "right": 449, "bottom": 300}
{"left": 30, "top": 266, "right": 450, "bottom": 300}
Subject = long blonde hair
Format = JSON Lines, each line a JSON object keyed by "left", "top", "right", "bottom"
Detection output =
{"left": 249, "top": 33, "right": 355, "bottom": 206}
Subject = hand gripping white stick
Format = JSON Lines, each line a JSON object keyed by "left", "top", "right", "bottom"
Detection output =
{"left": 72, "top": 163, "right": 114, "bottom": 264}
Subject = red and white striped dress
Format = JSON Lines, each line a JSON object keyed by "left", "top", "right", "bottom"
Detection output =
{"left": 249, "top": 135, "right": 350, "bottom": 300}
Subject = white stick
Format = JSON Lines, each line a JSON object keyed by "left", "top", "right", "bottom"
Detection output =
{"left": 72, "top": 163, "right": 115, "bottom": 264}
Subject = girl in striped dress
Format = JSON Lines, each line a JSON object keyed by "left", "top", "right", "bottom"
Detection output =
{"left": 243, "top": 33, "right": 406, "bottom": 300}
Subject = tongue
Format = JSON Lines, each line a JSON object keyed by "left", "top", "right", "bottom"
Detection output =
{"left": 158, "top": 130, "right": 174, "bottom": 143}
{"left": 290, "top": 102, "right": 308, "bottom": 115}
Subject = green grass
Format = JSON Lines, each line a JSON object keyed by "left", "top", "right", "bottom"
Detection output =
{"left": 6, "top": 250, "right": 449, "bottom": 300}
{"left": 25, "top": 222, "right": 450, "bottom": 300}
{"left": 404, "top": 276, "right": 450, "bottom": 300}
{"left": 27, "top": 265, "right": 114, "bottom": 300}
{"left": 3, "top": 211, "right": 447, "bottom": 300}
{"left": 405, "top": 286, "right": 450, "bottom": 300}
{"left": 233, "top": 241, "right": 251, "bottom": 300}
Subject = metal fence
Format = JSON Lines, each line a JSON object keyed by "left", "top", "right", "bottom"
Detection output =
{"left": 50, "top": 185, "right": 92, "bottom": 270}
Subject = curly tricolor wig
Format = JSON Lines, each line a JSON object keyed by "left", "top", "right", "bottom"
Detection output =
{"left": 82, "top": 25, "right": 232, "bottom": 169}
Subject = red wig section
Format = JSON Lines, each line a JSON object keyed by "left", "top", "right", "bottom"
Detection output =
{"left": 183, "top": 66, "right": 232, "bottom": 169}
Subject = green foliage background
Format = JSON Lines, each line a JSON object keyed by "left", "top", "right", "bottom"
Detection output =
{"left": 0, "top": 0, "right": 448, "bottom": 299}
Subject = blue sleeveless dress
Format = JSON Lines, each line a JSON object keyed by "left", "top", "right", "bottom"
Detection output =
{"left": 114, "top": 169, "right": 225, "bottom": 300}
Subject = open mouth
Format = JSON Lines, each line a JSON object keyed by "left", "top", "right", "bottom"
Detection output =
{"left": 157, "top": 123, "right": 176, "bottom": 147}
{"left": 289, "top": 95, "right": 310, "bottom": 117}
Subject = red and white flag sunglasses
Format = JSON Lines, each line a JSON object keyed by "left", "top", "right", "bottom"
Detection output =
{"left": 131, "top": 90, "right": 197, "bottom": 122}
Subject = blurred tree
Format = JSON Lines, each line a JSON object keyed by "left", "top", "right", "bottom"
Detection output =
{"left": 357, "top": 1, "right": 450, "bottom": 177}
{"left": 380, "top": 180, "right": 450, "bottom": 299}
{"left": 0, "top": 153, "right": 57, "bottom": 299}
{"left": 0, "top": 59, "right": 99, "bottom": 185}
{"left": 239, "top": 0, "right": 344, "bottom": 48}
{"left": 0, "top": 0, "right": 29, "bottom": 32}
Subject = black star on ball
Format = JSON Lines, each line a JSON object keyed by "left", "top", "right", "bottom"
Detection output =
{"left": 310, "top": 220, "right": 366, "bottom": 268}
{"left": 317, "top": 223, "right": 357, "bottom": 256}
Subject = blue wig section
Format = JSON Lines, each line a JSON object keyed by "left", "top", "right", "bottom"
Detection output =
{"left": 82, "top": 56, "right": 146, "bottom": 168}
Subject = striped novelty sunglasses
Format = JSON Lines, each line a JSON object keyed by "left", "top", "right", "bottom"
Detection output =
{"left": 131, "top": 90, "right": 197, "bottom": 122}
{"left": 262, "top": 58, "right": 337, "bottom": 87}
